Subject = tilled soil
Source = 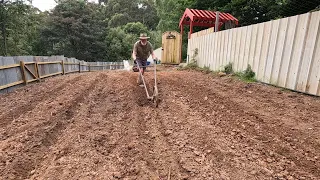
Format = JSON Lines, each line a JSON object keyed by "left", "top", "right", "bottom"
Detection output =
{"left": 0, "top": 69, "right": 319, "bottom": 180}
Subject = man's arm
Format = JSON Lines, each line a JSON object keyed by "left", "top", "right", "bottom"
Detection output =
{"left": 149, "top": 42, "right": 157, "bottom": 60}
{"left": 132, "top": 43, "right": 137, "bottom": 60}
{"left": 132, "top": 50, "right": 137, "bottom": 60}
{"left": 151, "top": 51, "right": 156, "bottom": 60}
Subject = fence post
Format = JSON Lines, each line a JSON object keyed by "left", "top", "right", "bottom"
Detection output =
{"left": 60, "top": 60, "right": 65, "bottom": 75}
{"left": 89, "top": 64, "right": 91, "bottom": 72}
{"left": 79, "top": 61, "right": 81, "bottom": 73}
{"left": 61, "top": 60, "right": 65, "bottom": 75}
{"left": 20, "top": 61, "right": 27, "bottom": 85}
{"left": 215, "top": 11, "right": 220, "bottom": 32}
{"left": 36, "top": 62, "right": 41, "bottom": 81}
{"left": 34, "top": 62, "right": 40, "bottom": 82}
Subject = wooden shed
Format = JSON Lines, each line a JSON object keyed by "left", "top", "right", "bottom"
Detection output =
{"left": 161, "top": 31, "right": 182, "bottom": 64}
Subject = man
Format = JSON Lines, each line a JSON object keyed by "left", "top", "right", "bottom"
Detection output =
{"left": 132, "top": 33, "right": 157, "bottom": 85}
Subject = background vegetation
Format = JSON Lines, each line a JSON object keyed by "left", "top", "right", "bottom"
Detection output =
{"left": 1, "top": 0, "right": 319, "bottom": 61}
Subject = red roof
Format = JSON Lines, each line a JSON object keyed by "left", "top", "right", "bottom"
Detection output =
{"left": 179, "top": 8, "right": 239, "bottom": 28}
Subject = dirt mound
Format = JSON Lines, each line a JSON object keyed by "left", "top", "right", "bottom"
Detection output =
{"left": 0, "top": 69, "right": 319, "bottom": 180}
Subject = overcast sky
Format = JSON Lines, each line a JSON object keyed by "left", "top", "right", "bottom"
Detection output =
{"left": 32, "top": 0, "right": 98, "bottom": 11}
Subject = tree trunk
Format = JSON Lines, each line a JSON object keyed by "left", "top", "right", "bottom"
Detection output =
{"left": 0, "top": 0, "right": 7, "bottom": 55}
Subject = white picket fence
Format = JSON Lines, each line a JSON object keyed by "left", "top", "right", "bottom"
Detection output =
{"left": 187, "top": 11, "right": 320, "bottom": 96}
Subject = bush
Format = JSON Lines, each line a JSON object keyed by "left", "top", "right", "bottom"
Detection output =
{"left": 243, "top": 64, "right": 255, "bottom": 79}
{"left": 178, "top": 63, "right": 213, "bottom": 74}
{"left": 224, "top": 62, "right": 233, "bottom": 74}
{"left": 202, "top": 66, "right": 212, "bottom": 74}
{"left": 178, "top": 48, "right": 199, "bottom": 71}
{"left": 235, "top": 64, "right": 256, "bottom": 82}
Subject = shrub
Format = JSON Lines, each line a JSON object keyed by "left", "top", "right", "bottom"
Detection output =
{"left": 243, "top": 65, "right": 255, "bottom": 80}
{"left": 202, "top": 66, "right": 212, "bottom": 74}
{"left": 224, "top": 62, "right": 233, "bottom": 74}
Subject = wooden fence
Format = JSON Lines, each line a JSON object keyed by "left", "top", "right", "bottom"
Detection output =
{"left": 187, "top": 11, "right": 320, "bottom": 96}
{"left": 0, "top": 56, "right": 124, "bottom": 93}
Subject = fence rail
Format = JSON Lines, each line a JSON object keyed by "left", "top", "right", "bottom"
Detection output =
{"left": 187, "top": 11, "right": 320, "bottom": 97}
{"left": 0, "top": 56, "right": 124, "bottom": 93}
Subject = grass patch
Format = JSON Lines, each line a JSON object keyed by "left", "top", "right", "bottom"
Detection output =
{"left": 178, "top": 63, "right": 213, "bottom": 74}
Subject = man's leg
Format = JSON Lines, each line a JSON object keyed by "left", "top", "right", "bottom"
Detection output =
{"left": 136, "top": 59, "right": 143, "bottom": 85}
{"left": 137, "top": 59, "right": 147, "bottom": 85}
{"left": 141, "top": 59, "right": 147, "bottom": 74}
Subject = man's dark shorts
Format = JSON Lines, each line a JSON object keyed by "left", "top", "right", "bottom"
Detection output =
{"left": 136, "top": 59, "right": 147, "bottom": 70}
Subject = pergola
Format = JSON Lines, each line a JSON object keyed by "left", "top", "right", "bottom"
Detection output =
{"left": 179, "top": 8, "right": 239, "bottom": 39}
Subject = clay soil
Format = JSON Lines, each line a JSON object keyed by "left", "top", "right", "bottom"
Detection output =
{"left": 0, "top": 68, "right": 320, "bottom": 180}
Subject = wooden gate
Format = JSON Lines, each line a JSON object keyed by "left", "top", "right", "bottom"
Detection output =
{"left": 161, "top": 31, "right": 182, "bottom": 64}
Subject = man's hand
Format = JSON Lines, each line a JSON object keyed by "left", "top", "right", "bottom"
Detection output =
{"left": 132, "top": 50, "right": 137, "bottom": 60}
{"left": 153, "top": 57, "right": 158, "bottom": 63}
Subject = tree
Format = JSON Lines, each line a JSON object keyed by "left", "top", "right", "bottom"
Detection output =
{"left": 0, "top": 0, "right": 40, "bottom": 56}
{"left": 104, "top": 22, "right": 157, "bottom": 61}
{"left": 98, "top": 0, "right": 108, "bottom": 5}
{"left": 38, "top": 0, "right": 107, "bottom": 61}
{"left": 105, "top": 0, "right": 159, "bottom": 30}
{"left": 104, "top": 27, "right": 135, "bottom": 61}
{"left": 123, "top": 22, "right": 148, "bottom": 36}
{"left": 281, "top": 0, "right": 320, "bottom": 17}
{"left": 155, "top": 0, "right": 193, "bottom": 32}
{"left": 190, "top": 0, "right": 319, "bottom": 26}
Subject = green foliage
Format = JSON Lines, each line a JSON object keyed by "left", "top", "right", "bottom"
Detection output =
{"left": 178, "top": 47, "right": 198, "bottom": 70}
{"left": 0, "top": 0, "right": 41, "bottom": 56}
{"left": 38, "top": 0, "right": 107, "bottom": 61}
{"left": 123, "top": 22, "right": 148, "bottom": 36}
{"left": 185, "top": 63, "right": 198, "bottom": 69}
{"left": 179, "top": 63, "right": 213, "bottom": 74}
{"left": 235, "top": 64, "right": 256, "bottom": 82}
{"left": 190, "top": 0, "right": 319, "bottom": 27}
{"left": 2, "top": 0, "right": 319, "bottom": 60}
{"left": 105, "top": 0, "right": 159, "bottom": 30}
{"left": 155, "top": 0, "right": 193, "bottom": 60}
{"left": 105, "top": 27, "right": 136, "bottom": 61}
{"left": 243, "top": 64, "right": 255, "bottom": 79}
{"left": 108, "top": 13, "right": 130, "bottom": 28}
{"left": 202, "top": 65, "right": 212, "bottom": 74}
{"left": 224, "top": 62, "right": 233, "bottom": 74}
{"left": 190, "top": 48, "right": 198, "bottom": 64}
{"left": 179, "top": 48, "right": 212, "bottom": 73}
{"left": 155, "top": 0, "right": 192, "bottom": 32}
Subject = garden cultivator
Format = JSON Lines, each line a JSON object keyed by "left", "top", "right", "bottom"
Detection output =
{"left": 135, "top": 60, "right": 160, "bottom": 107}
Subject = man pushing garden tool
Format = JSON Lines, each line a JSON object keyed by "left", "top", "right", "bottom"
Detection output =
{"left": 132, "top": 33, "right": 160, "bottom": 107}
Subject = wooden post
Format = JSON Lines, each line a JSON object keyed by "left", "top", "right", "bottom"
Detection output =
{"left": 34, "top": 62, "right": 40, "bottom": 82}
{"left": 189, "top": 20, "right": 193, "bottom": 39}
{"left": 89, "top": 64, "right": 91, "bottom": 72}
{"left": 180, "top": 25, "right": 183, "bottom": 63}
{"left": 61, "top": 60, "right": 65, "bottom": 75}
{"left": 35, "top": 62, "right": 41, "bottom": 82}
{"left": 79, "top": 61, "right": 81, "bottom": 73}
{"left": 20, "top": 61, "right": 27, "bottom": 85}
{"left": 215, "top": 11, "right": 220, "bottom": 32}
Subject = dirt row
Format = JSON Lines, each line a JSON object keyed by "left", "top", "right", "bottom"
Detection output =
{"left": 0, "top": 68, "right": 319, "bottom": 180}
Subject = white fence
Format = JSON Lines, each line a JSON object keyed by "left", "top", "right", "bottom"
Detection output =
{"left": 187, "top": 11, "right": 320, "bottom": 96}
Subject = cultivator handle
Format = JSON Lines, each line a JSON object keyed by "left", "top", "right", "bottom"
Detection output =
{"left": 136, "top": 59, "right": 159, "bottom": 107}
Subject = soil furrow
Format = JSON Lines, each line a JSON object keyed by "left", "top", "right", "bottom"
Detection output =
{"left": 0, "top": 69, "right": 319, "bottom": 180}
